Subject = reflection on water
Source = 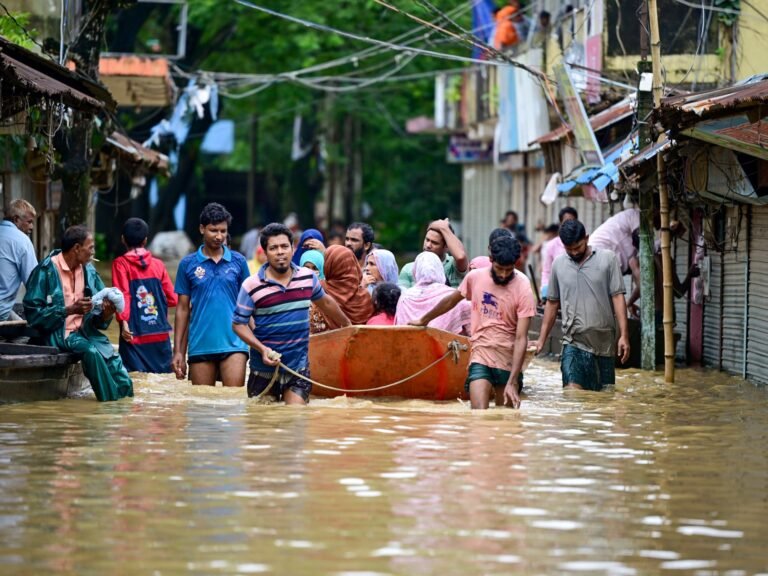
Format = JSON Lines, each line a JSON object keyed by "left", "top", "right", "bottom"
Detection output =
{"left": 1, "top": 360, "right": 768, "bottom": 574}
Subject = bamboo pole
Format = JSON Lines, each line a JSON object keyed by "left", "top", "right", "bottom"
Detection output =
{"left": 648, "top": 0, "right": 675, "bottom": 383}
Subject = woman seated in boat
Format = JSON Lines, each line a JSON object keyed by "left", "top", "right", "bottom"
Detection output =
{"left": 310, "top": 245, "right": 374, "bottom": 334}
{"left": 361, "top": 249, "right": 399, "bottom": 295}
{"left": 367, "top": 282, "right": 401, "bottom": 326}
{"left": 394, "top": 251, "right": 471, "bottom": 335}
{"left": 300, "top": 249, "right": 325, "bottom": 280}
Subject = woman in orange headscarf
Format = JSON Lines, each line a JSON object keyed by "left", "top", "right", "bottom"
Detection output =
{"left": 310, "top": 245, "right": 374, "bottom": 333}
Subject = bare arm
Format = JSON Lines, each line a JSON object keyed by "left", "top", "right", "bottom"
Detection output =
{"left": 433, "top": 219, "right": 468, "bottom": 273}
{"left": 314, "top": 295, "right": 351, "bottom": 328}
{"left": 232, "top": 322, "right": 280, "bottom": 367}
{"left": 503, "top": 316, "right": 531, "bottom": 409}
{"left": 612, "top": 293, "right": 630, "bottom": 364}
{"left": 409, "top": 290, "right": 464, "bottom": 326}
{"left": 626, "top": 256, "right": 641, "bottom": 307}
{"left": 535, "top": 299, "right": 560, "bottom": 353}
{"left": 172, "top": 294, "right": 190, "bottom": 379}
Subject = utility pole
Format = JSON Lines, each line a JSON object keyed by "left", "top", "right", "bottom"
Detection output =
{"left": 648, "top": 0, "right": 675, "bottom": 383}
{"left": 637, "top": 0, "right": 656, "bottom": 371}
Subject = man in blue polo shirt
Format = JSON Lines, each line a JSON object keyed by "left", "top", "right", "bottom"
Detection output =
{"left": 232, "top": 222, "right": 350, "bottom": 405}
{"left": 173, "top": 203, "right": 250, "bottom": 386}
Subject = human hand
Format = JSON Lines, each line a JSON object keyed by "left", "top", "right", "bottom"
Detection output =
{"left": 534, "top": 338, "right": 545, "bottom": 355}
{"left": 361, "top": 272, "right": 376, "bottom": 288}
{"left": 408, "top": 317, "right": 427, "bottom": 327}
{"left": 101, "top": 299, "right": 116, "bottom": 320}
{"left": 430, "top": 218, "right": 450, "bottom": 232}
{"left": 503, "top": 381, "right": 521, "bottom": 409}
{"left": 262, "top": 348, "right": 282, "bottom": 367}
{"left": 628, "top": 303, "right": 640, "bottom": 319}
{"left": 120, "top": 322, "right": 133, "bottom": 343}
{"left": 172, "top": 352, "right": 187, "bottom": 380}
{"left": 303, "top": 238, "right": 325, "bottom": 253}
{"left": 67, "top": 297, "right": 92, "bottom": 316}
{"left": 617, "top": 336, "right": 630, "bottom": 364}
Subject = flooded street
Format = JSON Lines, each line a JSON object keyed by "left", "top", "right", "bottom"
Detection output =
{"left": 1, "top": 360, "right": 767, "bottom": 575}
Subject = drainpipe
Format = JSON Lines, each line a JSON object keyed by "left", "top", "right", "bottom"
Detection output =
{"left": 742, "top": 205, "right": 751, "bottom": 379}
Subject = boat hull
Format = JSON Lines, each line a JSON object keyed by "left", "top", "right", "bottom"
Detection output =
{"left": 308, "top": 326, "right": 470, "bottom": 400}
{"left": 0, "top": 343, "right": 89, "bottom": 403}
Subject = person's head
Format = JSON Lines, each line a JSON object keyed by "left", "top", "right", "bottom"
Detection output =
{"left": 558, "top": 206, "right": 578, "bottom": 224}
{"left": 259, "top": 222, "right": 294, "bottom": 274}
{"left": 199, "top": 202, "right": 232, "bottom": 251}
{"left": 327, "top": 230, "right": 344, "bottom": 246}
{"left": 413, "top": 251, "right": 447, "bottom": 286}
{"left": 7, "top": 199, "right": 36, "bottom": 235}
{"left": 61, "top": 225, "right": 94, "bottom": 265}
{"left": 559, "top": 219, "right": 589, "bottom": 263}
{"left": 345, "top": 222, "right": 374, "bottom": 262}
{"left": 544, "top": 223, "right": 559, "bottom": 241}
{"left": 488, "top": 227, "right": 513, "bottom": 249}
{"left": 489, "top": 236, "right": 521, "bottom": 286}
{"left": 502, "top": 210, "right": 518, "bottom": 229}
{"left": 364, "top": 249, "right": 399, "bottom": 285}
{"left": 300, "top": 249, "right": 325, "bottom": 280}
{"left": 538, "top": 10, "right": 551, "bottom": 27}
{"left": 372, "top": 282, "right": 401, "bottom": 317}
{"left": 423, "top": 221, "right": 453, "bottom": 260}
{"left": 122, "top": 217, "right": 149, "bottom": 249}
{"left": 470, "top": 256, "right": 492, "bottom": 270}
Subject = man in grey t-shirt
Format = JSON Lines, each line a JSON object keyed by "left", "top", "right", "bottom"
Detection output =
{"left": 535, "top": 219, "right": 630, "bottom": 391}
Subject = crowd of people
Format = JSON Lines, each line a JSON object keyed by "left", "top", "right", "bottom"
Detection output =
{"left": 3, "top": 196, "right": 684, "bottom": 409}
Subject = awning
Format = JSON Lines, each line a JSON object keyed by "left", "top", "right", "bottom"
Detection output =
{"left": 545, "top": 137, "right": 636, "bottom": 203}
{"left": 531, "top": 97, "right": 634, "bottom": 145}
{"left": 105, "top": 132, "right": 170, "bottom": 174}
{"left": 0, "top": 36, "right": 114, "bottom": 118}
{"left": 98, "top": 56, "right": 175, "bottom": 108}
{"left": 681, "top": 113, "right": 768, "bottom": 161}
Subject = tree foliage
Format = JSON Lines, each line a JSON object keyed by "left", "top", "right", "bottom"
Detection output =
{"left": 179, "top": 0, "right": 469, "bottom": 253}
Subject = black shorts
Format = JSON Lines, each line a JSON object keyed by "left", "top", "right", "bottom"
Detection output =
{"left": 247, "top": 367, "right": 312, "bottom": 402}
{"left": 188, "top": 351, "right": 248, "bottom": 364}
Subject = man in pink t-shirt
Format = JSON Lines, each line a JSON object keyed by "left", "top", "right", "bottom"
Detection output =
{"left": 409, "top": 236, "right": 536, "bottom": 410}
{"left": 541, "top": 207, "right": 579, "bottom": 299}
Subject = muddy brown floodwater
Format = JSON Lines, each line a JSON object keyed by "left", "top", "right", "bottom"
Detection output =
{"left": 1, "top": 359, "right": 767, "bottom": 575}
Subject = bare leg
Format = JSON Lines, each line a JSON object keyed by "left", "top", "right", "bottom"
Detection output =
{"left": 283, "top": 389, "right": 307, "bottom": 406}
{"left": 564, "top": 383, "right": 584, "bottom": 390}
{"left": 220, "top": 353, "right": 247, "bottom": 387}
{"left": 469, "top": 379, "right": 493, "bottom": 409}
{"left": 190, "top": 361, "right": 217, "bottom": 386}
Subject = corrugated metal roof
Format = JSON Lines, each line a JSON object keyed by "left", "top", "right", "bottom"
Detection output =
{"left": 618, "top": 136, "right": 672, "bottom": 173}
{"left": 659, "top": 77, "right": 768, "bottom": 126}
{"left": 0, "top": 37, "right": 114, "bottom": 115}
{"left": 106, "top": 132, "right": 169, "bottom": 174}
{"left": 532, "top": 98, "right": 634, "bottom": 145}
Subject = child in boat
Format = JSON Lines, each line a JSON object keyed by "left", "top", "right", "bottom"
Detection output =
{"left": 367, "top": 283, "right": 400, "bottom": 326}
{"left": 112, "top": 218, "right": 178, "bottom": 373}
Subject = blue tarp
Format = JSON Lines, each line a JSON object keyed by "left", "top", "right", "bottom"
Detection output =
{"left": 471, "top": 0, "right": 497, "bottom": 57}
{"left": 556, "top": 137, "right": 635, "bottom": 195}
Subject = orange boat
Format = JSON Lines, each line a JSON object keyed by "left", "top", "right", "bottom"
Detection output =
{"left": 308, "top": 325, "right": 471, "bottom": 400}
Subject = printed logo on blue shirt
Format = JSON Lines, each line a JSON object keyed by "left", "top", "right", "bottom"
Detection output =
{"left": 194, "top": 266, "right": 206, "bottom": 279}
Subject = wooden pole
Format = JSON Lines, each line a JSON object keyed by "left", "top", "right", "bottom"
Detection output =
{"left": 648, "top": 0, "right": 675, "bottom": 383}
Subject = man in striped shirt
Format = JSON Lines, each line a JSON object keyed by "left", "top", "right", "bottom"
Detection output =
{"left": 232, "top": 223, "right": 350, "bottom": 404}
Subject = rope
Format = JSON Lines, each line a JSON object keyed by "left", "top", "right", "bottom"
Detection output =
{"left": 264, "top": 339, "right": 467, "bottom": 395}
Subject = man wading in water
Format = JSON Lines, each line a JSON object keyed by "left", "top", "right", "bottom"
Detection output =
{"left": 232, "top": 223, "right": 350, "bottom": 405}
{"left": 535, "top": 219, "right": 630, "bottom": 391}
{"left": 410, "top": 236, "right": 536, "bottom": 409}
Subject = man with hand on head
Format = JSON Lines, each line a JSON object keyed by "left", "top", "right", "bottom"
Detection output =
{"left": 399, "top": 218, "right": 468, "bottom": 289}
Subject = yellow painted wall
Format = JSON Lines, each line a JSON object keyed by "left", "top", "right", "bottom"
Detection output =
{"left": 737, "top": 2, "right": 768, "bottom": 80}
